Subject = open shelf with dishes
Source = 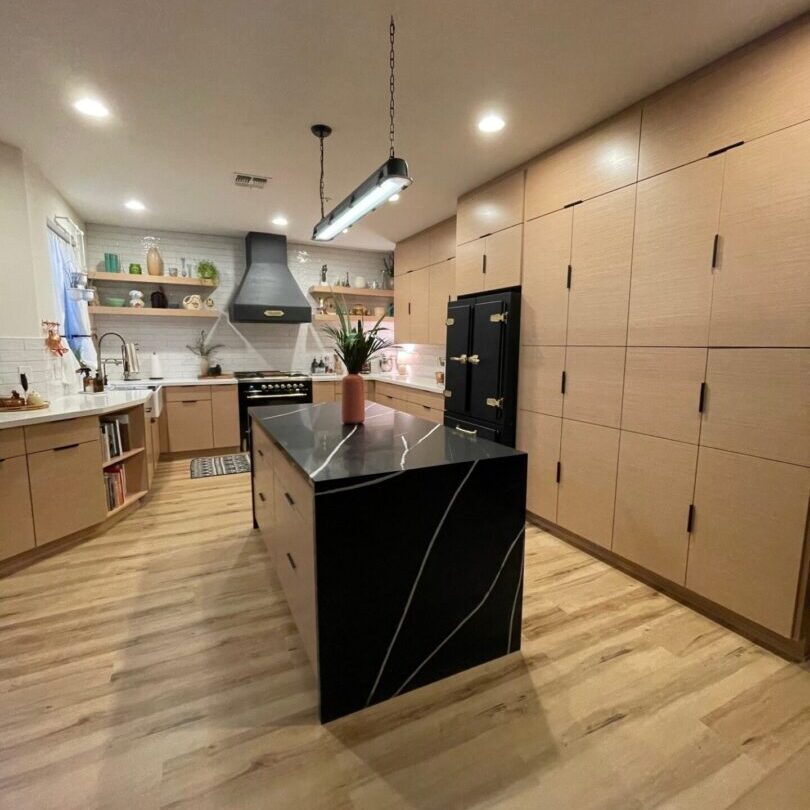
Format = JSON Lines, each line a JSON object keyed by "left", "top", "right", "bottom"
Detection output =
{"left": 88, "top": 272, "right": 218, "bottom": 289}
{"left": 309, "top": 285, "right": 393, "bottom": 299}
{"left": 89, "top": 306, "right": 222, "bottom": 318}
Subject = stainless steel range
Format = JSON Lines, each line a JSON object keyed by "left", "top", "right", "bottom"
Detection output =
{"left": 235, "top": 371, "right": 313, "bottom": 448}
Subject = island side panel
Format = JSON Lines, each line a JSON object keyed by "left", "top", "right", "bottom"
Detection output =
{"left": 314, "top": 453, "right": 527, "bottom": 722}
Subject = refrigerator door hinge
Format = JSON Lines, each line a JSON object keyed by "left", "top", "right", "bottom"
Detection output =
{"left": 489, "top": 311, "right": 508, "bottom": 323}
{"left": 486, "top": 396, "right": 504, "bottom": 409}
{"left": 445, "top": 317, "right": 455, "bottom": 326}
{"left": 561, "top": 370, "right": 567, "bottom": 394}
{"left": 556, "top": 461, "right": 561, "bottom": 483}
{"left": 698, "top": 381, "right": 707, "bottom": 413}
{"left": 686, "top": 504, "right": 695, "bottom": 534}
{"left": 566, "top": 264, "right": 572, "bottom": 289}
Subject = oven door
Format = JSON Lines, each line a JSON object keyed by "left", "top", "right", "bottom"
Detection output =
{"left": 238, "top": 386, "right": 312, "bottom": 448}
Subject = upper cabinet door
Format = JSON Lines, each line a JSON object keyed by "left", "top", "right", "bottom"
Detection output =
{"left": 639, "top": 19, "right": 810, "bottom": 180}
{"left": 567, "top": 185, "right": 635, "bottom": 346}
{"left": 521, "top": 208, "right": 572, "bottom": 346}
{"left": 395, "top": 231, "right": 430, "bottom": 275}
{"left": 393, "top": 271, "right": 410, "bottom": 343}
{"left": 456, "top": 171, "right": 525, "bottom": 245}
{"left": 524, "top": 109, "right": 640, "bottom": 221}
{"left": 627, "top": 158, "right": 724, "bottom": 347}
{"left": 428, "top": 217, "right": 456, "bottom": 264}
{"left": 455, "top": 239, "right": 485, "bottom": 297}
{"left": 428, "top": 259, "right": 455, "bottom": 345}
{"left": 709, "top": 122, "right": 810, "bottom": 347}
{"left": 408, "top": 266, "right": 431, "bottom": 344}
{"left": 483, "top": 224, "right": 522, "bottom": 291}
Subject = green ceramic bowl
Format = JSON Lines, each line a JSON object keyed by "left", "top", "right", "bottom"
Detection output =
{"left": 106, "top": 297, "right": 126, "bottom": 307}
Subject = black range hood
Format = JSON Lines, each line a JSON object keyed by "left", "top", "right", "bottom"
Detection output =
{"left": 230, "top": 232, "right": 312, "bottom": 324}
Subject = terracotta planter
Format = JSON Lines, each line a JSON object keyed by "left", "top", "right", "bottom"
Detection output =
{"left": 341, "top": 374, "right": 365, "bottom": 424}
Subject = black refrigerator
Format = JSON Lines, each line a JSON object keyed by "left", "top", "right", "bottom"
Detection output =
{"left": 443, "top": 289, "right": 521, "bottom": 446}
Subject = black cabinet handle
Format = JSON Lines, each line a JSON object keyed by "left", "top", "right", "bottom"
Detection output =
{"left": 286, "top": 552, "right": 297, "bottom": 570}
{"left": 482, "top": 254, "right": 487, "bottom": 275}
{"left": 54, "top": 443, "right": 80, "bottom": 452}
{"left": 284, "top": 491, "right": 295, "bottom": 507}
{"left": 181, "top": 400, "right": 197, "bottom": 404}
{"left": 698, "top": 382, "right": 707, "bottom": 413}
{"left": 257, "top": 448, "right": 264, "bottom": 457}
{"left": 258, "top": 491, "right": 266, "bottom": 502}
{"left": 566, "top": 264, "right": 572, "bottom": 289}
{"left": 711, "top": 234, "right": 720, "bottom": 268}
{"left": 686, "top": 504, "right": 695, "bottom": 534}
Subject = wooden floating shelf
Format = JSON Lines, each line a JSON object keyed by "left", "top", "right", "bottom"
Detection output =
{"left": 309, "top": 286, "right": 393, "bottom": 299}
{"left": 102, "top": 446, "right": 145, "bottom": 469}
{"left": 88, "top": 272, "right": 217, "bottom": 289}
{"left": 313, "top": 314, "right": 393, "bottom": 324}
{"left": 89, "top": 306, "right": 223, "bottom": 318}
{"left": 106, "top": 489, "right": 148, "bottom": 518}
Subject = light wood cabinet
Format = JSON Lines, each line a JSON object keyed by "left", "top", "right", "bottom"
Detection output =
{"left": 428, "top": 217, "right": 456, "bottom": 264}
{"left": 28, "top": 439, "right": 107, "bottom": 545}
{"left": 524, "top": 108, "right": 641, "bottom": 220}
{"left": 701, "top": 349, "right": 810, "bottom": 467}
{"left": 211, "top": 386, "right": 240, "bottom": 448}
{"left": 24, "top": 416, "right": 99, "bottom": 454}
{"left": 709, "top": 121, "right": 810, "bottom": 347}
{"left": 456, "top": 171, "right": 524, "bottom": 246}
{"left": 613, "top": 432, "right": 697, "bottom": 584}
{"left": 518, "top": 345, "right": 565, "bottom": 417}
{"left": 428, "top": 259, "right": 454, "bottom": 345}
{"left": 638, "top": 18, "right": 810, "bottom": 180}
{"left": 454, "top": 239, "right": 485, "bottom": 297}
{"left": 408, "top": 266, "right": 431, "bottom": 344}
{"left": 0, "top": 454, "right": 35, "bottom": 560}
{"left": 0, "top": 427, "right": 26, "bottom": 459}
{"left": 482, "top": 224, "right": 522, "bottom": 291}
{"left": 393, "top": 272, "right": 410, "bottom": 343}
{"left": 627, "top": 157, "right": 723, "bottom": 347}
{"left": 164, "top": 385, "right": 211, "bottom": 402}
{"left": 517, "top": 410, "right": 561, "bottom": 522}
{"left": 312, "top": 381, "right": 335, "bottom": 404}
{"left": 394, "top": 231, "right": 430, "bottom": 275}
{"left": 567, "top": 185, "right": 635, "bottom": 346}
{"left": 557, "top": 420, "right": 620, "bottom": 549}
{"left": 687, "top": 447, "right": 810, "bottom": 637}
{"left": 166, "top": 398, "right": 214, "bottom": 452}
{"left": 621, "top": 347, "right": 706, "bottom": 444}
{"left": 562, "top": 346, "right": 625, "bottom": 429}
{"left": 520, "top": 208, "right": 572, "bottom": 345}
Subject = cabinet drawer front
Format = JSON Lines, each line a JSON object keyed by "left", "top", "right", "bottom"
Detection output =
{"left": 28, "top": 440, "right": 107, "bottom": 545}
{"left": 252, "top": 425, "right": 276, "bottom": 467}
{"left": 211, "top": 386, "right": 240, "bottom": 448}
{"left": 274, "top": 450, "right": 314, "bottom": 528}
{"left": 166, "top": 400, "right": 214, "bottom": 452}
{"left": 312, "top": 381, "right": 336, "bottom": 404}
{"left": 0, "top": 454, "right": 36, "bottom": 560}
{"left": 164, "top": 385, "right": 212, "bottom": 402}
{"left": 0, "top": 427, "right": 26, "bottom": 460}
{"left": 24, "top": 416, "right": 99, "bottom": 454}
{"left": 407, "top": 388, "right": 444, "bottom": 410}
{"left": 375, "top": 381, "right": 408, "bottom": 400}
{"left": 375, "top": 392, "right": 397, "bottom": 408}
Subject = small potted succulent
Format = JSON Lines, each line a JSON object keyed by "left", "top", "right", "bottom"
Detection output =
{"left": 196, "top": 260, "right": 219, "bottom": 284}
{"left": 186, "top": 330, "right": 224, "bottom": 377}
{"left": 322, "top": 300, "right": 391, "bottom": 424}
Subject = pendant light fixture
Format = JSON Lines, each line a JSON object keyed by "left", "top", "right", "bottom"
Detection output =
{"left": 312, "top": 16, "right": 412, "bottom": 241}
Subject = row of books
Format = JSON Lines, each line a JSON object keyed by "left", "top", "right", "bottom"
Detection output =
{"left": 100, "top": 415, "right": 131, "bottom": 461}
{"left": 104, "top": 464, "right": 128, "bottom": 511}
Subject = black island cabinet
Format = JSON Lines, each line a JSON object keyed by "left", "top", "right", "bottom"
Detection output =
{"left": 250, "top": 401, "right": 527, "bottom": 722}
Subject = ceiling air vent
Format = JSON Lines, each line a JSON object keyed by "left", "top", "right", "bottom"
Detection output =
{"left": 233, "top": 172, "right": 269, "bottom": 189}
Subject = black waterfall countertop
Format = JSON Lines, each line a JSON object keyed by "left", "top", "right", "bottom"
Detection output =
{"left": 250, "top": 401, "right": 523, "bottom": 488}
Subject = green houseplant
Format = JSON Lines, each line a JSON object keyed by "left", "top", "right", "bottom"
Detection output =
{"left": 186, "top": 330, "right": 224, "bottom": 377}
{"left": 322, "top": 299, "right": 391, "bottom": 424}
{"left": 196, "top": 260, "right": 219, "bottom": 284}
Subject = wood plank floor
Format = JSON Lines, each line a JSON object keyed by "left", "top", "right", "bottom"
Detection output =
{"left": 1, "top": 457, "right": 808, "bottom": 809}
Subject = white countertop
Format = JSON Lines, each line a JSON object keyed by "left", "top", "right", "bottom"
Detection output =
{"left": 108, "top": 376, "right": 237, "bottom": 388}
{"left": 0, "top": 389, "right": 154, "bottom": 429}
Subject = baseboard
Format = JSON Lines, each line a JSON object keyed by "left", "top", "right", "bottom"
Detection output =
{"left": 160, "top": 446, "right": 241, "bottom": 461}
{"left": 527, "top": 512, "right": 809, "bottom": 663}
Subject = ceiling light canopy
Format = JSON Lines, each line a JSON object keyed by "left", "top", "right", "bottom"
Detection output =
{"left": 125, "top": 199, "right": 145, "bottom": 211}
{"left": 311, "top": 16, "right": 412, "bottom": 241}
{"left": 478, "top": 114, "right": 505, "bottom": 133}
{"left": 271, "top": 215, "right": 288, "bottom": 226}
{"left": 74, "top": 97, "right": 110, "bottom": 118}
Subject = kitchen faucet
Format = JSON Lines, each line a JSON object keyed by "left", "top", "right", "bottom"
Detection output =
{"left": 95, "top": 332, "right": 139, "bottom": 388}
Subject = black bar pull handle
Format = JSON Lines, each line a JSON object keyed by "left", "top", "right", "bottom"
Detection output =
{"left": 258, "top": 491, "right": 266, "bottom": 502}
{"left": 698, "top": 382, "right": 707, "bottom": 413}
{"left": 566, "top": 264, "right": 572, "bottom": 289}
{"left": 711, "top": 234, "right": 720, "bottom": 269}
{"left": 556, "top": 461, "right": 561, "bottom": 483}
{"left": 257, "top": 447, "right": 264, "bottom": 457}
{"left": 54, "top": 443, "right": 80, "bottom": 452}
{"left": 284, "top": 491, "right": 295, "bottom": 507}
{"left": 286, "top": 552, "right": 297, "bottom": 570}
{"left": 686, "top": 504, "right": 695, "bottom": 534}
{"left": 560, "top": 371, "right": 567, "bottom": 395}
{"left": 482, "top": 254, "right": 487, "bottom": 275}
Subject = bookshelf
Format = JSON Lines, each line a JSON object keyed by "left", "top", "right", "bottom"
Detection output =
{"left": 100, "top": 405, "right": 148, "bottom": 515}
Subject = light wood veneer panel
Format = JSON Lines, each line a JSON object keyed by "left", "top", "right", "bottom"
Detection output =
{"left": 517, "top": 410, "right": 561, "bottom": 522}
{"left": 567, "top": 185, "right": 635, "bottom": 346}
{"left": 428, "top": 259, "right": 454, "bottom": 345}
{"left": 518, "top": 345, "right": 565, "bottom": 417}
{"left": 483, "top": 224, "right": 522, "bottom": 291}
{"left": 0, "top": 427, "right": 26, "bottom": 459}
{"left": 454, "top": 239, "right": 484, "bottom": 297}
{"left": 211, "top": 386, "right": 240, "bottom": 448}
{"left": 24, "top": 416, "right": 99, "bottom": 454}
{"left": 701, "top": 349, "right": 810, "bottom": 467}
{"left": 395, "top": 231, "right": 430, "bottom": 275}
{"left": 408, "top": 266, "right": 431, "bottom": 344}
{"left": 562, "top": 346, "right": 626, "bottom": 429}
{"left": 687, "top": 447, "right": 810, "bottom": 637}
{"left": 710, "top": 121, "right": 810, "bottom": 347}
{"left": 312, "top": 382, "right": 335, "bottom": 404}
{"left": 621, "top": 347, "right": 707, "bottom": 444}
{"left": 524, "top": 108, "right": 640, "bottom": 220}
{"left": 521, "top": 208, "right": 572, "bottom": 345}
{"left": 393, "top": 271, "right": 410, "bottom": 343}
{"left": 557, "top": 420, "right": 620, "bottom": 549}
{"left": 428, "top": 217, "right": 456, "bottom": 263}
{"left": 639, "top": 18, "right": 810, "bottom": 179}
{"left": 0, "top": 454, "right": 35, "bottom": 560}
{"left": 456, "top": 170, "right": 525, "bottom": 245}
{"left": 166, "top": 399, "right": 214, "bottom": 452}
{"left": 613, "top": 432, "right": 697, "bottom": 585}
{"left": 627, "top": 158, "right": 723, "bottom": 346}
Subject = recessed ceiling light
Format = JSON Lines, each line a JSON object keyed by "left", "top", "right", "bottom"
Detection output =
{"left": 388, "top": 193, "right": 400, "bottom": 203}
{"left": 478, "top": 114, "right": 505, "bottom": 133}
{"left": 124, "top": 199, "right": 145, "bottom": 211}
{"left": 271, "top": 215, "right": 288, "bottom": 227}
{"left": 74, "top": 97, "right": 110, "bottom": 118}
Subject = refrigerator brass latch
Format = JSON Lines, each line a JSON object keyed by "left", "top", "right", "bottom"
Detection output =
{"left": 445, "top": 317, "right": 455, "bottom": 326}
{"left": 486, "top": 397, "right": 504, "bottom": 408}
{"left": 489, "top": 312, "right": 508, "bottom": 323}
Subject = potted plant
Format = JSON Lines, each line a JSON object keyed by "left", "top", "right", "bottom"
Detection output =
{"left": 322, "top": 300, "right": 391, "bottom": 424}
{"left": 196, "top": 260, "right": 219, "bottom": 284}
{"left": 186, "top": 330, "right": 224, "bottom": 377}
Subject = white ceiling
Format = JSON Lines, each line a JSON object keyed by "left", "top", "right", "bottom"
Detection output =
{"left": 0, "top": 1, "right": 806, "bottom": 250}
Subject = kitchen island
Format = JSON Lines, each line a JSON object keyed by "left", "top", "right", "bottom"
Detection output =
{"left": 250, "top": 401, "right": 527, "bottom": 722}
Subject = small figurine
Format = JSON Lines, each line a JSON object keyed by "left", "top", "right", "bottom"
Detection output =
{"left": 320, "top": 264, "right": 328, "bottom": 284}
{"left": 128, "top": 290, "right": 145, "bottom": 308}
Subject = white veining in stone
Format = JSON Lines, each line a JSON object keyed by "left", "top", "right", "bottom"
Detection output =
{"left": 400, "top": 422, "right": 441, "bottom": 470}
{"left": 315, "top": 469, "right": 406, "bottom": 495}
{"left": 310, "top": 425, "right": 359, "bottom": 479}
{"left": 508, "top": 552, "right": 525, "bottom": 654}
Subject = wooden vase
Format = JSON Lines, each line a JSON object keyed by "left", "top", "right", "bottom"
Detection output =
{"left": 341, "top": 374, "right": 365, "bottom": 424}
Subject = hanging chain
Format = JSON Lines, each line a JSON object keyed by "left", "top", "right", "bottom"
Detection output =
{"left": 388, "top": 16, "right": 396, "bottom": 158}
{"left": 319, "top": 132, "right": 326, "bottom": 219}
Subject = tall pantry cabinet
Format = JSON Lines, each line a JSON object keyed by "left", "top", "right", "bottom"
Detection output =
{"left": 517, "top": 16, "right": 810, "bottom": 657}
